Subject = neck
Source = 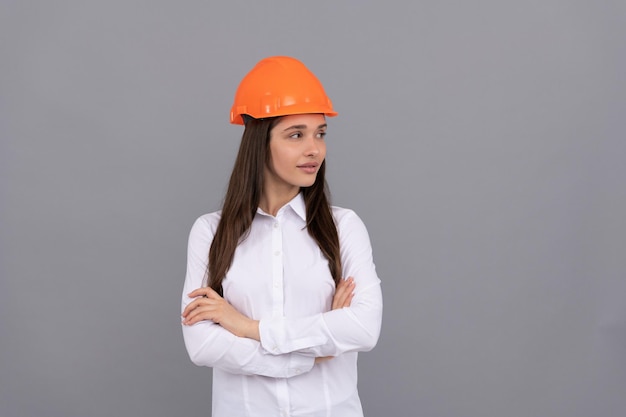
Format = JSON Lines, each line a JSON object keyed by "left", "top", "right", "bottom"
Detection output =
{"left": 259, "top": 184, "right": 299, "bottom": 216}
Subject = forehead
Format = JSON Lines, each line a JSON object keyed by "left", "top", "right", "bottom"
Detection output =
{"left": 273, "top": 113, "right": 327, "bottom": 130}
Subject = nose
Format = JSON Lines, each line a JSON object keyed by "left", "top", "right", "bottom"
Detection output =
{"left": 304, "top": 135, "right": 320, "bottom": 156}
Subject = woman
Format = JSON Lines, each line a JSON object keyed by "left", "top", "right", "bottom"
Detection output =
{"left": 181, "top": 56, "right": 383, "bottom": 417}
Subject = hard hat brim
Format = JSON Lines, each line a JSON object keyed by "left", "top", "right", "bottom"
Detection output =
{"left": 230, "top": 105, "right": 338, "bottom": 125}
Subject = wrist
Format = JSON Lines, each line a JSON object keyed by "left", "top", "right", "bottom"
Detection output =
{"left": 246, "top": 319, "right": 260, "bottom": 341}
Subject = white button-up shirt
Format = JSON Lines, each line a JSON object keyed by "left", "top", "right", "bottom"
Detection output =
{"left": 182, "top": 194, "right": 383, "bottom": 417}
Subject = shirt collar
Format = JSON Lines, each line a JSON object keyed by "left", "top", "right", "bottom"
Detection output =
{"left": 256, "top": 193, "right": 307, "bottom": 222}
{"left": 287, "top": 192, "right": 307, "bottom": 222}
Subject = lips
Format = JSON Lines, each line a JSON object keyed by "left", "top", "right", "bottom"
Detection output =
{"left": 297, "top": 162, "right": 319, "bottom": 174}
{"left": 297, "top": 162, "right": 319, "bottom": 169}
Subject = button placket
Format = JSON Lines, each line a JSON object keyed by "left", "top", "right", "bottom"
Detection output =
{"left": 271, "top": 219, "right": 284, "bottom": 317}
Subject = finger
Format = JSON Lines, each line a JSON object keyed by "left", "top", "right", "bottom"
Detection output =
{"left": 336, "top": 277, "right": 353, "bottom": 293}
{"left": 341, "top": 277, "right": 355, "bottom": 292}
{"left": 187, "top": 286, "right": 221, "bottom": 299}
{"left": 338, "top": 291, "right": 353, "bottom": 309}
{"left": 338, "top": 276, "right": 353, "bottom": 289}
{"left": 182, "top": 300, "right": 200, "bottom": 318}
{"left": 342, "top": 291, "right": 354, "bottom": 308}
{"left": 331, "top": 287, "right": 345, "bottom": 310}
{"left": 332, "top": 282, "right": 352, "bottom": 310}
{"left": 182, "top": 296, "right": 208, "bottom": 316}
{"left": 184, "top": 308, "right": 212, "bottom": 325}
{"left": 333, "top": 278, "right": 355, "bottom": 309}
{"left": 184, "top": 310, "right": 214, "bottom": 326}
{"left": 183, "top": 303, "right": 220, "bottom": 325}
{"left": 337, "top": 278, "right": 354, "bottom": 295}
{"left": 182, "top": 296, "right": 216, "bottom": 318}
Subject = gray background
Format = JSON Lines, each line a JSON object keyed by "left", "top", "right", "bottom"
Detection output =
{"left": 1, "top": 1, "right": 625, "bottom": 416}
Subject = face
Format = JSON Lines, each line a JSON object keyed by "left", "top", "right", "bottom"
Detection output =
{"left": 265, "top": 113, "right": 327, "bottom": 194}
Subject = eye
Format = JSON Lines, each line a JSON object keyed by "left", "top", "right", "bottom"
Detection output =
{"left": 288, "top": 132, "right": 302, "bottom": 139}
{"left": 316, "top": 131, "right": 327, "bottom": 139}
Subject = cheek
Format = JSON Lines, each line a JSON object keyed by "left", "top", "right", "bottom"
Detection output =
{"left": 269, "top": 147, "right": 292, "bottom": 171}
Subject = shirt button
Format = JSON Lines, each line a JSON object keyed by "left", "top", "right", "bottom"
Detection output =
{"left": 273, "top": 281, "right": 279, "bottom": 288}
{"left": 274, "top": 250, "right": 281, "bottom": 256}
{"left": 295, "top": 368, "right": 301, "bottom": 374}
{"left": 273, "top": 223, "right": 279, "bottom": 229}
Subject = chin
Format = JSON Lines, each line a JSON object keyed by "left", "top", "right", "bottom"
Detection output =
{"left": 303, "top": 177, "right": 319, "bottom": 187}
{"left": 291, "top": 175, "right": 317, "bottom": 188}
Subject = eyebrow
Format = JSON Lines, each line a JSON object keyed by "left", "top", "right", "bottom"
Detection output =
{"left": 282, "top": 123, "right": 327, "bottom": 132}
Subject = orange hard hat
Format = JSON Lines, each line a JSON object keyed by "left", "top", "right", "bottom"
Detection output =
{"left": 230, "top": 56, "right": 338, "bottom": 125}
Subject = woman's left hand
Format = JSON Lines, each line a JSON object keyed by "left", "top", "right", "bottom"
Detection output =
{"left": 331, "top": 277, "right": 355, "bottom": 310}
{"left": 182, "top": 287, "right": 260, "bottom": 340}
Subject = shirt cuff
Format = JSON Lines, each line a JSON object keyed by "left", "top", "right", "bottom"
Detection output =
{"left": 287, "top": 352, "right": 316, "bottom": 377}
{"left": 259, "top": 315, "right": 328, "bottom": 355}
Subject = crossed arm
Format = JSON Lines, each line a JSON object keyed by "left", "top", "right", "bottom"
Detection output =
{"left": 182, "top": 277, "right": 355, "bottom": 363}
{"left": 181, "top": 211, "right": 382, "bottom": 377}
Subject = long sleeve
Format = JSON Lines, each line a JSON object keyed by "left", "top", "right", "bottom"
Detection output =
{"left": 181, "top": 215, "right": 315, "bottom": 378}
{"left": 258, "top": 209, "right": 383, "bottom": 357}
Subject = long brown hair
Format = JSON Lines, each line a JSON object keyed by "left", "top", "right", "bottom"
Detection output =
{"left": 206, "top": 117, "right": 341, "bottom": 295}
